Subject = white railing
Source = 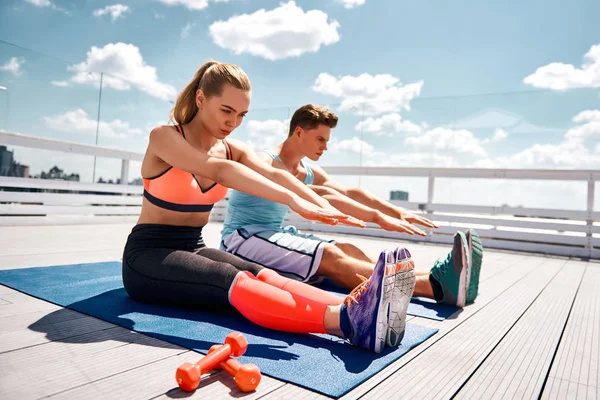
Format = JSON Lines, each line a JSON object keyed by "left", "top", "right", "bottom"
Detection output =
{"left": 1, "top": 130, "right": 598, "bottom": 259}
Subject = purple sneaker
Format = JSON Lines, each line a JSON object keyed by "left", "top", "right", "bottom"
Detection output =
{"left": 386, "top": 247, "right": 416, "bottom": 347}
{"left": 339, "top": 249, "right": 395, "bottom": 353}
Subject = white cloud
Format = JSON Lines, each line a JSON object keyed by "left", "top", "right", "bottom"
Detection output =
{"left": 44, "top": 109, "right": 142, "bottom": 138}
{"left": 93, "top": 4, "right": 131, "bottom": 21}
{"left": 366, "top": 152, "right": 457, "bottom": 168}
{"left": 481, "top": 140, "right": 598, "bottom": 169}
{"left": 24, "top": 0, "right": 51, "bottom": 6}
{"left": 23, "top": 0, "right": 69, "bottom": 14}
{"left": 564, "top": 110, "right": 600, "bottom": 140}
{"left": 481, "top": 128, "right": 509, "bottom": 144}
{"left": 355, "top": 113, "right": 422, "bottom": 136}
{"left": 1, "top": 57, "right": 25, "bottom": 76}
{"left": 51, "top": 80, "right": 70, "bottom": 87}
{"left": 405, "top": 127, "right": 487, "bottom": 157}
{"left": 475, "top": 110, "right": 600, "bottom": 169}
{"left": 154, "top": 12, "right": 165, "bottom": 19}
{"left": 66, "top": 43, "right": 177, "bottom": 101}
{"left": 447, "top": 107, "right": 561, "bottom": 135}
{"left": 336, "top": 0, "right": 365, "bottom": 8}
{"left": 572, "top": 109, "right": 600, "bottom": 123}
{"left": 330, "top": 136, "right": 382, "bottom": 157}
{"left": 209, "top": 1, "right": 340, "bottom": 61}
{"left": 181, "top": 22, "right": 196, "bottom": 39}
{"left": 245, "top": 119, "right": 289, "bottom": 150}
{"left": 156, "top": 0, "right": 228, "bottom": 10}
{"left": 523, "top": 43, "right": 600, "bottom": 90}
{"left": 313, "top": 72, "right": 423, "bottom": 116}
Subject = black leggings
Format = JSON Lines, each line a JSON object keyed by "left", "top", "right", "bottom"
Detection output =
{"left": 122, "top": 224, "right": 263, "bottom": 311}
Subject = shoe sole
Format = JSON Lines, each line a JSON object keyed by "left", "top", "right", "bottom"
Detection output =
{"left": 455, "top": 231, "right": 470, "bottom": 308}
{"left": 386, "top": 248, "right": 415, "bottom": 347}
{"left": 466, "top": 229, "right": 483, "bottom": 304}
{"left": 373, "top": 260, "right": 396, "bottom": 353}
{"left": 387, "top": 264, "right": 415, "bottom": 347}
{"left": 465, "top": 231, "right": 472, "bottom": 302}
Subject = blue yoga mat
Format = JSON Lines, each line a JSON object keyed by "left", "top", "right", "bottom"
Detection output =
{"left": 316, "top": 279, "right": 460, "bottom": 321}
{"left": 0, "top": 262, "right": 437, "bottom": 398}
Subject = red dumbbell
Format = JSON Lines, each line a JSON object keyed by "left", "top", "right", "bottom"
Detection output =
{"left": 208, "top": 344, "right": 262, "bottom": 392}
{"left": 175, "top": 332, "right": 248, "bottom": 392}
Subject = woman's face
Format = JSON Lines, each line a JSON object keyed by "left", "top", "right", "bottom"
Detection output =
{"left": 197, "top": 84, "right": 251, "bottom": 139}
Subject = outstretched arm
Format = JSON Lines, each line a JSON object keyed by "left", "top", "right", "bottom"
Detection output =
{"left": 309, "top": 185, "right": 426, "bottom": 236}
{"left": 225, "top": 139, "right": 365, "bottom": 228}
{"left": 148, "top": 126, "right": 346, "bottom": 225}
{"left": 311, "top": 165, "right": 438, "bottom": 229}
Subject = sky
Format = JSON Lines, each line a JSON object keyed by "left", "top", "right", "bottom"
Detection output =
{"left": 0, "top": 0, "right": 599, "bottom": 210}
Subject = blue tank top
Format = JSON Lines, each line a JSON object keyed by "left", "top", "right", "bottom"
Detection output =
{"left": 221, "top": 151, "right": 314, "bottom": 239}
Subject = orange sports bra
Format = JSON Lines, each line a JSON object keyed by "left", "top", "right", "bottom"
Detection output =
{"left": 143, "top": 125, "right": 230, "bottom": 212}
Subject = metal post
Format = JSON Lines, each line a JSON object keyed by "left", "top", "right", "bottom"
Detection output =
{"left": 427, "top": 175, "right": 435, "bottom": 215}
{"left": 0, "top": 86, "right": 8, "bottom": 131}
{"left": 120, "top": 159, "right": 130, "bottom": 186}
{"left": 587, "top": 174, "right": 595, "bottom": 258}
{"left": 92, "top": 72, "right": 103, "bottom": 183}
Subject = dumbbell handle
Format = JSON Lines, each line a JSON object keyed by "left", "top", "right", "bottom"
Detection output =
{"left": 209, "top": 345, "right": 261, "bottom": 392}
{"left": 195, "top": 343, "right": 232, "bottom": 373}
{"left": 220, "top": 356, "right": 242, "bottom": 375}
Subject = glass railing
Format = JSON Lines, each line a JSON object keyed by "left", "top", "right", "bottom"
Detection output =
{"left": 1, "top": 40, "right": 598, "bottom": 212}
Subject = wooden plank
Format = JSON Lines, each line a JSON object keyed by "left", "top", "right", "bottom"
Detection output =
{"left": 49, "top": 352, "right": 284, "bottom": 400}
{"left": 454, "top": 259, "right": 586, "bottom": 399}
{"left": 0, "top": 311, "right": 116, "bottom": 353}
{"left": 0, "top": 332, "right": 184, "bottom": 399}
{"left": 0, "top": 215, "right": 139, "bottom": 226}
{"left": 0, "top": 294, "right": 60, "bottom": 319}
{"left": 322, "top": 165, "right": 600, "bottom": 181}
{"left": 541, "top": 265, "right": 600, "bottom": 399}
{"left": 292, "top": 222, "right": 598, "bottom": 259}
{"left": 338, "top": 254, "right": 561, "bottom": 400}
{"left": 0, "top": 250, "right": 125, "bottom": 270}
{"left": 417, "top": 202, "right": 592, "bottom": 221}
{"left": 0, "top": 285, "right": 16, "bottom": 295}
{"left": 0, "top": 222, "right": 595, "bottom": 400}
{"left": 0, "top": 130, "right": 144, "bottom": 161}
{"left": 267, "top": 252, "right": 540, "bottom": 399}
{"left": 0, "top": 191, "right": 142, "bottom": 205}
{"left": 0, "top": 307, "right": 86, "bottom": 334}
{"left": 0, "top": 176, "right": 143, "bottom": 194}
{"left": 357, "top": 257, "right": 568, "bottom": 400}
{"left": 428, "top": 213, "right": 593, "bottom": 234}
{"left": 0, "top": 204, "right": 142, "bottom": 215}
{"left": 289, "top": 219, "right": 592, "bottom": 247}
{"left": 0, "top": 326, "right": 153, "bottom": 373}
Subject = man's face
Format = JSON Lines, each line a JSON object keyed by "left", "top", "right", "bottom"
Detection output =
{"left": 298, "top": 124, "right": 331, "bottom": 161}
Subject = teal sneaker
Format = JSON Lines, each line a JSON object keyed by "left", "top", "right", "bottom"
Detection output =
{"left": 466, "top": 229, "right": 483, "bottom": 304}
{"left": 430, "top": 231, "right": 470, "bottom": 307}
{"left": 386, "top": 247, "right": 416, "bottom": 347}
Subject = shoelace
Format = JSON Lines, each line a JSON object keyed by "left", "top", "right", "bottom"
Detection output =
{"left": 433, "top": 250, "right": 453, "bottom": 275}
{"left": 343, "top": 274, "right": 370, "bottom": 308}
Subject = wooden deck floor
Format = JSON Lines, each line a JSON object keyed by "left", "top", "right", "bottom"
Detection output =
{"left": 0, "top": 223, "right": 597, "bottom": 400}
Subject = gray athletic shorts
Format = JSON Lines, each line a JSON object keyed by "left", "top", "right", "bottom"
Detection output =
{"left": 221, "top": 224, "right": 335, "bottom": 282}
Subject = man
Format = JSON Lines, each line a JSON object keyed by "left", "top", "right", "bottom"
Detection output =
{"left": 221, "top": 104, "right": 483, "bottom": 309}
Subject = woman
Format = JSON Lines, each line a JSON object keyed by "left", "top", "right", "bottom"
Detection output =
{"left": 122, "top": 61, "right": 416, "bottom": 353}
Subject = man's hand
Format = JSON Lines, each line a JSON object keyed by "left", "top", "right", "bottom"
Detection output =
{"left": 375, "top": 212, "right": 427, "bottom": 236}
{"left": 398, "top": 209, "right": 438, "bottom": 229}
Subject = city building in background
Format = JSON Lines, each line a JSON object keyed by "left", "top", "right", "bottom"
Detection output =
{"left": 0, "top": 145, "right": 29, "bottom": 178}
{"left": 390, "top": 190, "right": 409, "bottom": 201}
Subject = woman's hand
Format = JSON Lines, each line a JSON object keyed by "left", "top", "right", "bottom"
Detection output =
{"left": 375, "top": 212, "right": 427, "bottom": 236}
{"left": 289, "top": 195, "right": 364, "bottom": 227}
